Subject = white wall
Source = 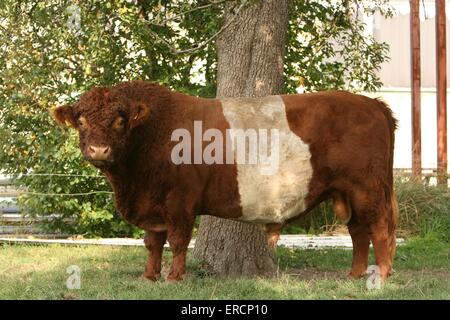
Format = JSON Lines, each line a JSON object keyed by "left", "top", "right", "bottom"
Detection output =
{"left": 372, "top": 0, "right": 450, "bottom": 88}
{"left": 363, "top": 89, "right": 450, "bottom": 171}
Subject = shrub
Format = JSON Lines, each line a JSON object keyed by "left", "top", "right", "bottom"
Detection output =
{"left": 394, "top": 177, "right": 449, "bottom": 241}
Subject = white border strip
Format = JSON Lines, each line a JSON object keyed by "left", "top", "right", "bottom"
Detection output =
{"left": 0, "top": 235, "right": 405, "bottom": 250}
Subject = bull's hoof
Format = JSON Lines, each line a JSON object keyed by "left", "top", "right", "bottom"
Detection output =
{"left": 348, "top": 269, "right": 367, "bottom": 279}
{"left": 141, "top": 273, "right": 161, "bottom": 282}
{"left": 166, "top": 273, "right": 184, "bottom": 283}
{"left": 379, "top": 271, "right": 391, "bottom": 281}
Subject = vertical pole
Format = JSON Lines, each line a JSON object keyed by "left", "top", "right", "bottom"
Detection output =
{"left": 410, "top": 0, "right": 422, "bottom": 179}
{"left": 436, "top": 0, "right": 448, "bottom": 185}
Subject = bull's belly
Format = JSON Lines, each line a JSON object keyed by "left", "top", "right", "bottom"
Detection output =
{"left": 204, "top": 195, "right": 308, "bottom": 224}
{"left": 219, "top": 95, "right": 314, "bottom": 224}
{"left": 233, "top": 151, "right": 312, "bottom": 224}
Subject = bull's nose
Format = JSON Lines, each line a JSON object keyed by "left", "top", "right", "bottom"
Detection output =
{"left": 88, "top": 145, "right": 111, "bottom": 161}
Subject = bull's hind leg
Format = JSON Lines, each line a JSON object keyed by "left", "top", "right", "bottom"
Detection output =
{"left": 368, "top": 191, "right": 396, "bottom": 280}
{"left": 143, "top": 230, "right": 167, "bottom": 281}
{"left": 265, "top": 223, "right": 283, "bottom": 249}
{"left": 330, "top": 191, "right": 370, "bottom": 278}
{"left": 349, "top": 186, "right": 394, "bottom": 280}
{"left": 369, "top": 212, "right": 395, "bottom": 280}
{"left": 347, "top": 219, "right": 370, "bottom": 278}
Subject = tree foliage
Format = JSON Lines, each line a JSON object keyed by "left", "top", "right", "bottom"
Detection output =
{"left": 0, "top": 0, "right": 392, "bottom": 236}
{"left": 286, "top": 0, "right": 393, "bottom": 92}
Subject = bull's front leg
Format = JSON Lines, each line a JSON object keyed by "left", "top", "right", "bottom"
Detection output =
{"left": 143, "top": 230, "right": 167, "bottom": 281}
{"left": 164, "top": 190, "right": 196, "bottom": 282}
{"left": 166, "top": 218, "right": 194, "bottom": 282}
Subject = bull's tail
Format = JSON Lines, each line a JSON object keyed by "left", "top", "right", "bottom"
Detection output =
{"left": 375, "top": 98, "right": 398, "bottom": 261}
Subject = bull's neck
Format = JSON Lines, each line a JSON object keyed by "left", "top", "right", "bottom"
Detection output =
{"left": 101, "top": 93, "right": 209, "bottom": 215}
{"left": 102, "top": 124, "right": 172, "bottom": 209}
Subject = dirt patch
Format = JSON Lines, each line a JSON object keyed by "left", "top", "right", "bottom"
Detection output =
{"left": 399, "top": 269, "right": 450, "bottom": 279}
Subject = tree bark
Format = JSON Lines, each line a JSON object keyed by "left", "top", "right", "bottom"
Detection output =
{"left": 193, "top": 0, "right": 289, "bottom": 277}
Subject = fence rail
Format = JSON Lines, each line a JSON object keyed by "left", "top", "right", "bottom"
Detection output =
{"left": 1, "top": 177, "right": 33, "bottom": 233}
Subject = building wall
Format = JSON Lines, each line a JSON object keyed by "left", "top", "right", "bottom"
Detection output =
{"left": 373, "top": 0, "right": 450, "bottom": 88}
{"left": 363, "top": 1, "right": 450, "bottom": 171}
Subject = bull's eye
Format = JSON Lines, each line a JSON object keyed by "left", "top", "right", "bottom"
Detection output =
{"left": 113, "top": 116, "right": 126, "bottom": 130}
{"left": 77, "top": 116, "right": 88, "bottom": 130}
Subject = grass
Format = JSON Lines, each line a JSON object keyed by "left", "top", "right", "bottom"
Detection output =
{"left": 0, "top": 236, "right": 448, "bottom": 300}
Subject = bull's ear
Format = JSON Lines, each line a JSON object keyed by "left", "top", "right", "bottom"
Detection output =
{"left": 129, "top": 102, "right": 150, "bottom": 129}
{"left": 52, "top": 105, "right": 77, "bottom": 128}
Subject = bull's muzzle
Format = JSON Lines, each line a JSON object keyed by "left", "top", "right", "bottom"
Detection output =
{"left": 87, "top": 145, "right": 111, "bottom": 161}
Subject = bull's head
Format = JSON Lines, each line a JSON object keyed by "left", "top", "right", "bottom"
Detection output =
{"left": 53, "top": 87, "right": 150, "bottom": 169}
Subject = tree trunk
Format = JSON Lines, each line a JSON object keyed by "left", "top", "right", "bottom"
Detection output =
{"left": 193, "top": 0, "right": 289, "bottom": 277}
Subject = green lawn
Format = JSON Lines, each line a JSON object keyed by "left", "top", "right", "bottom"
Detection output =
{"left": 0, "top": 237, "right": 448, "bottom": 300}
